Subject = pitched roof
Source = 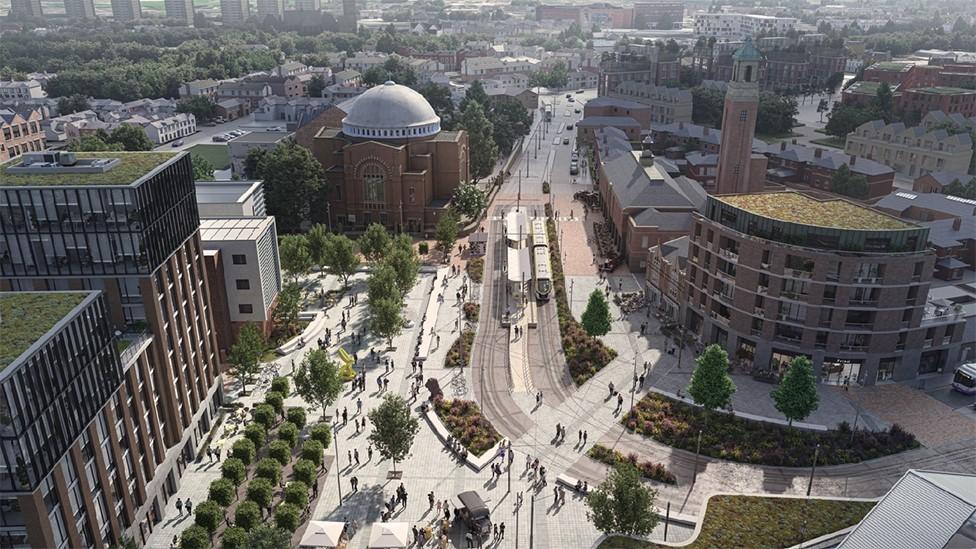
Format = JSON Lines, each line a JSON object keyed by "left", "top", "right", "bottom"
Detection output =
{"left": 585, "top": 96, "right": 648, "bottom": 109}
{"left": 875, "top": 190, "right": 976, "bottom": 219}
{"left": 601, "top": 151, "right": 703, "bottom": 211}
{"left": 769, "top": 144, "right": 892, "bottom": 176}
{"left": 838, "top": 470, "right": 976, "bottom": 549}
{"left": 919, "top": 170, "right": 975, "bottom": 187}
{"left": 577, "top": 116, "right": 641, "bottom": 129}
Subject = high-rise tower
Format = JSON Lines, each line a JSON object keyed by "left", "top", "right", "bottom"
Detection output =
{"left": 10, "top": 0, "right": 43, "bottom": 18}
{"left": 111, "top": 0, "right": 142, "bottom": 20}
{"left": 64, "top": 0, "right": 95, "bottom": 19}
{"left": 715, "top": 37, "right": 766, "bottom": 195}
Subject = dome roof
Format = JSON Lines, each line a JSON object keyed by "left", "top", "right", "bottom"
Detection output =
{"left": 342, "top": 81, "right": 441, "bottom": 139}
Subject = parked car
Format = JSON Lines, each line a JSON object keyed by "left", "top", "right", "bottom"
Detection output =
{"left": 212, "top": 135, "right": 226, "bottom": 142}
{"left": 566, "top": 124, "right": 573, "bottom": 130}
{"left": 574, "top": 108, "right": 581, "bottom": 113}
{"left": 568, "top": 97, "right": 575, "bottom": 103}
{"left": 576, "top": 89, "right": 584, "bottom": 94}
{"left": 562, "top": 138, "right": 570, "bottom": 145}
{"left": 457, "top": 491, "right": 491, "bottom": 541}
{"left": 565, "top": 93, "right": 572, "bottom": 99}
{"left": 171, "top": 139, "right": 183, "bottom": 147}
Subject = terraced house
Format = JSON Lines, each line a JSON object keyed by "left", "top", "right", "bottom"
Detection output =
{"left": 0, "top": 150, "right": 223, "bottom": 547}
{"left": 0, "top": 109, "right": 45, "bottom": 162}
{"left": 684, "top": 192, "right": 968, "bottom": 386}
{"left": 845, "top": 112, "right": 974, "bottom": 178}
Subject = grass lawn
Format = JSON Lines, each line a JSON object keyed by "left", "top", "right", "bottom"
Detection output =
{"left": 188, "top": 144, "right": 231, "bottom": 170}
{"left": 598, "top": 495, "right": 874, "bottom": 549}
{"left": 810, "top": 136, "right": 847, "bottom": 149}
{"left": 624, "top": 393, "right": 918, "bottom": 466}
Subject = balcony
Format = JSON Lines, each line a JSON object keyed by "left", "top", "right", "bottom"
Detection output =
{"left": 775, "top": 332, "right": 803, "bottom": 344}
{"left": 719, "top": 248, "right": 739, "bottom": 262}
{"left": 852, "top": 276, "right": 881, "bottom": 284}
{"left": 895, "top": 343, "right": 905, "bottom": 351}
{"left": 788, "top": 268, "right": 813, "bottom": 280}
{"left": 826, "top": 272, "right": 840, "bottom": 282}
{"left": 849, "top": 298, "right": 879, "bottom": 306}
{"left": 780, "top": 290, "right": 808, "bottom": 301}
{"left": 754, "top": 307, "right": 765, "bottom": 317}
{"left": 844, "top": 322, "right": 874, "bottom": 330}
{"left": 757, "top": 285, "right": 768, "bottom": 295}
{"left": 715, "top": 269, "right": 735, "bottom": 283}
{"left": 709, "top": 310, "right": 730, "bottom": 325}
{"left": 840, "top": 343, "right": 869, "bottom": 352}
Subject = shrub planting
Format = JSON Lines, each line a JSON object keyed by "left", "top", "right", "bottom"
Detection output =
{"left": 208, "top": 478, "right": 236, "bottom": 507}
{"left": 433, "top": 397, "right": 501, "bottom": 457}
{"left": 309, "top": 422, "right": 332, "bottom": 448}
{"left": 446, "top": 330, "right": 475, "bottom": 368}
{"left": 221, "top": 458, "right": 246, "bottom": 486}
{"left": 463, "top": 302, "right": 480, "bottom": 321}
{"left": 587, "top": 444, "right": 677, "bottom": 485}
{"left": 284, "top": 480, "right": 309, "bottom": 507}
{"left": 623, "top": 393, "right": 919, "bottom": 467}
{"left": 268, "top": 439, "right": 291, "bottom": 466}
{"left": 466, "top": 258, "right": 484, "bottom": 283}
{"left": 286, "top": 407, "right": 307, "bottom": 430}
{"left": 293, "top": 458, "right": 317, "bottom": 487}
{"left": 547, "top": 219, "right": 617, "bottom": 384}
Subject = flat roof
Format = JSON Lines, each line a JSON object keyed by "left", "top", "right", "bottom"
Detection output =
{"left": 0, "top": 152, "right": 177, "bottom": 187}
{"left": 717, "top": 192, "right": 913, "bottom": 231}
{"left": 909, "top": 86, "right": 976, "bottom": 95}
{"left": 200, "top": 216, "right": 275, "bottom": 241}
{"left": 196, "top": 180, "right": 262, "bottom": 204}
{"left": 0, "top": 292, "right": 89, "bottom": 369}
{"left": 229, "top": 131, "right": 293, "bottom": 144}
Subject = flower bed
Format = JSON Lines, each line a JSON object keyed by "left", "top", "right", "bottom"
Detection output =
{"left": 598, "top": 495, "right": 874, "bottom": 549}
{"left": 446, "top": 330, "right": 474, "bottom": 368}
{"left": 587, "top": 444, "right": 676, "bottom": 485}
{"left": 463, "top": 302, "right": 480, "bottom": 321}
{"left": 466, "top": 258, "right": 484, "bottom": 283}
{"left": 433, "top": 398, "right": 502, "bottom": 457}
{"left": 624, "top": 393, "right": 919, "bottom": 467}
{"left": 547, "top": 219, "right": 617, "bottom": 384}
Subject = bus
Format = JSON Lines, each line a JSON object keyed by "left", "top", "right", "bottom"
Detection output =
{"left": 951, "top": 363, "right": 976, "bottom": 395}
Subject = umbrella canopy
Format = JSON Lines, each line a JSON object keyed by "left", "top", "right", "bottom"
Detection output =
{"left": 368, "top": 522, "right": 410, "bottom": 548}
{"left": 299, "top": 521, "right": 345, "bottom": 548}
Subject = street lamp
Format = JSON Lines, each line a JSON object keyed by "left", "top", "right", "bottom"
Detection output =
{"left": 691, "top": 429, "right": 703, "bottom": 485}
{"left": 806, "top": 443, "right": 821, "bottom": 496}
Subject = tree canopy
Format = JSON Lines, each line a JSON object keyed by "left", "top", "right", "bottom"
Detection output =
{"left": 250, "top": 141, "right": 323, "bottom": 233}
{"left": 323, "top": 233, "right": 360, "bottom": 287}
{"left": 581, "top": 289, "right": 612, "bottom": 337}
{"left": 585, "top": 461, "right": 659, "bottom": 537}
{"left": 451, "top": 182, "right": 487, "bottom": 218}
{"left": 294, "top": 349, "right": 343, "bottom": 419}
{"left": 770, "top": 356, "right": 819, "bottom": 427}
{"left": 459, "top": 101, "right": 497, "bottom": 180}
{"left": 687, "top": 344, "right": 736, "bottom": 413}
{"left": 228, "top": 323, "right": 265, "bottom": 394}
{"left": 367, "top": 394, "right": 419, "bottom": 472}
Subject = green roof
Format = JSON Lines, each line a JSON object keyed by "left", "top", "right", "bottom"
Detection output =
{"left": 867, "top": 62, "right": 913, "bottom": 72}
{"left": 845, "top": 81, "right": 885, "bottom": 94}
{"left": 0, "top": 292, "right": 89, "bottom": 369}
{"left": 910, "top": 86, "right": 976, "bottom": 95}
{"left": 718, "top": 192, "right": 913, "bottom": 231}
{"left": 0, "top": 152, "right": 177, "bottom": 187}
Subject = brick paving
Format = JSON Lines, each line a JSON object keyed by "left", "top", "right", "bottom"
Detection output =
{"left": 847, "top": 384, "right": 976, "bottom": 448}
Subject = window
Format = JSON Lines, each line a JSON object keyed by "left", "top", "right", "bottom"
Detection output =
{"left": 739, "top": 110, "right": 748, "bottom": 122}
{"left": 232, "top": 254, "right": 247, "bottom": 265}
{"left": 238, "top": 304, "right": 253, "bottom": 314}
{"left": 362, "top": 163, "right": 386, "bottom": 205}
{"left": 235, "top": 279, "right": 250, "bottom": 290}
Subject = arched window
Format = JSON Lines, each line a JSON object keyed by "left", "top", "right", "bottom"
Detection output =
{"left": 744, "top": 65, "right": 753, "bottom": 83}
{"left": 362, "top": 163, "right": 386, "bottom": 206}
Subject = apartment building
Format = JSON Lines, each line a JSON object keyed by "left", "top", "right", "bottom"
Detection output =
{"left": 0, "top": 150, "right": 223, "bottom": 546}
{"left": 111, "top": 0, "right": 142, "bottom": 20}
{"left": 598, "top": 47, "right": 681, "bottom": 93}
{"left": 686, "top": 192, "right": 966, "bottom": 385}
{"left": 220, "top": 0, "right": 249, "bottom": 24}
{"left": 693, "top": 13, "right": 796, "bottom": 39}
{"left": 199, "top": 217, "right": 282, "bottom": 352}
{"left": 0, "top": 109, "right": 45, "bottom": 162}
{"left": 64, "top": 0, "right": 95, "bottom": 19}
{"left": 766, "top": 142, "right": 895, "bottom": 199}
{"left": 0, "top": 81, "right": 45, "bottom": 101}
{"left": 845, "top": 115, "right": 974, "bottom": 178}
{"left": 164, "top": 0, "right": 194, "bottom": 25}
{"left": 896, "top": 87, "right": 976, "bottom": 119}
{"left": 460, "top": 56, "right": 541, "bottom": 79}
{"left": 141, "top": 113, "right": 196, "bottom": 145}
{"left": 605, "top": 81, "right": 692, "bottom": 125}
{"left": 255, "top": 0, "right": 283, "bottom": 19}
{"left": 645, "top": 235, "right": 689, "bottom": 322}
{"left": 179, "top": 79, "right": 220, "bottom": 101}
{"left": 9, "top": 0, "right": 43, "bottom": 18}
{"left": 217, "top": 81, "right": 273, "bottom": 108}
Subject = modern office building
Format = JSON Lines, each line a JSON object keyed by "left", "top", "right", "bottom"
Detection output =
{"left": 685, "top": 192, "right": 967, "bottom": 385}
{"left": 111, "top": 0, "right": 142, "bottom": 20}
{"left": 255, "top": 0, "right": 283, "bottom": 20}
{"left": 0, "top": 150, "right": 223, "bottom": 545}
{"left": 164, "top": 0, "right": 194, "bottom": 25}
{"left": 715, "top": 38, "right": 767, "bottom": 195}
{"left": 220, "top": 0, "right": 249, "bottom": 24}
{"left": 9, "top": 0, "right": 43, "bottom": 18}
{"left": 63, "top": 0, "right": 96, "bottom": 19}
{"left": 693, "top": 13, "right": 796, "bottom": 39}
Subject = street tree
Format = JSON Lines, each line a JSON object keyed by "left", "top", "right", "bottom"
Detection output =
{"left": 451, "top": 182, "right": 487, "bottom": 218}
{"left": 251, "top": 142, "right": 323, "bottom": 233}
{"left": 306, "top": 223, "right": 329, "bottom": 269}
{"left": 67, "top": 135, "right": 124, "bottom": 152}
{"left": 308, "top": 75, "right": 326, "bottom": 98}
{"left": 323, "top": 233, "right": 360, "bottom": 288}
{"left": 57, "top": 94, "right": 90, "bottom": 115}
{"left": 228, "top": 323, "right": 265, "bottom": 394}
{"left": 179, "top": 525, "right": 209, "bottom": 549}
{"left": 491, "top": 100, "right": 533, "bottom": 155}
{"left": 585, "top": 461, "right": 659, "bottom": 537}
{"left": 272, "top": 283, "right": 302, "bottom": 333}
{"left": 385, "top": 246, "right": 419, "bottom": 298}
{"left": 359, "top": 223, "right": 392, "bottom": 263}
{"left": 770, "top": 356, "right": 819, "bottom": 427}
{"left": 293, "top": 349, "right": 343, "bottom": 419}
{"left": 435, "top": 209, "right": 461, "bottom": 255}
{"left": 830, "top": 164, "right": 869, "bottom": 199}
{"left": 279, "top": 234, "right": 312, "bottom": 282}
{"left": 191, "top": 154, "right": 214, "bottom": 181}
{"left": 370, "top": 297, "right": 405, "bottom": 348}
{"left": 177, "top": 96, "right": 217, "bottom": 122}
{"left": 108, "top": 124, "right": 154, "bottom": 151}
{"left": 581, "top": 289, "right": 612, "bottom": 336}
{"left": 247, "top": 524, "right": 292, "bottom": 549}
{"left": 462, "top": 80, "right": 488, "bottom": 109}
{"left": 687, "top": 344, "right": 736, "bottom": 413}
{"left": 367, "top": 263, "right": 399, "bottom": 305}
{"left": 459, "top": 101, "right": 498, "bottom": 180}
{"left": 367, "top": 393, "right": 419, "bottom": 473}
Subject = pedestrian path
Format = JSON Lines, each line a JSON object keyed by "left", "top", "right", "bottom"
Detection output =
{"left": 509, "top": 315, "right": 534, "bottom": 393}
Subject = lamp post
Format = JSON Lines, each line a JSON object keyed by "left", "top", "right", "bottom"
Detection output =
{"left": 691, "top": 429, "right": 703, "bottom": 485}
{"left": 807, "top": 443, "right": 820, "bottom": 496}
{"left": 333, "top": 423, "right": 343, "bottom": 503}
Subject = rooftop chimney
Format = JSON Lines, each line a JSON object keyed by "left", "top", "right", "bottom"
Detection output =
{"left": 850, "top": 155, "right": 857, "bottom": 166}
{"left": 814, "top": 148, "right": 823, "bottom": 158}
{"left": 953, "top": 217, "right": 962, "bottom": 231}
{"left": 780, "top": 141, "right": 787, "bottom": 151}
{"left": 640, "top": 149, "right": 655, "bottom": 167}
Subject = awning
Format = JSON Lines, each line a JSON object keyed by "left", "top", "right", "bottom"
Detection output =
{"left": 368, "top": 522, "right": 410, "bottom": 548}
{"left": 299, "top": 521, "right": 345, "bottom": 548}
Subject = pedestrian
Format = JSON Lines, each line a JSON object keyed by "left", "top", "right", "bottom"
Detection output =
{"left": 348, "top": 450, "right": 352, "bottom": 465}
{"left": 617, "top": 393, "right": 624, "bottom": 409}
{"left": 413, "top": 525, "right": 420, "bottom": 544}
{"left": 355, "top": 418, "right": 360, "bottom": 433}
{"left": 639, "top": 373, "right": 645, "bottom": 388}
{"left": 368, "top": 445, "right": 373, "bottom": 461}
{"left": 583, "top": 430, "right": 588, "bottom": 444}
{"left": 429, "top": 491, "right": 436, "bottom": 509}
{"left": 500, "top": 522, "right": 506, "bottom": 539}
{"left": 436, "top": 498, "right": 442, "bottom": 513}
{"left": 354, "top": 449, "right": 360, "bottom": 465}
{"left": 342, "top": 407, "right": 348, "bottom": 425}
{"left": 185, "top": 500, "right": 192, "bottom": 514}
{"left": 384, "top": 377, "right": 390, "bottom": 391}
{"left": 175, "top": 498, "right": 183, "bottom": 516}
{"left": 377, "top": 377, "right": 383, "bottom": 391}
{"left": 555, "top": 423, "right": 561, "bottom": 442}
{"left": 357, "top": 397, "right": 363, "bottom": 413}
{"left": 578, "top": 429, "right": 582, "bottom": 444}
{"left": 493, "top": 524, "right": 499, "bottom": 539}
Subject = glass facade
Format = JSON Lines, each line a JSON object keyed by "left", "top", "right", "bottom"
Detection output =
{"left": 0, "top": 293, "right": 123, "bottom": 493}
{"left": 0, "top": 155, "right": 199, "bottom": 278}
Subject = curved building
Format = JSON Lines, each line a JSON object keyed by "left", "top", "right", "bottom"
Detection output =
{"left": 310, "top": 81, "right": 469, "bottom": 233}
{"left": 684, "top": 192, "right": 966, "bottom": 385}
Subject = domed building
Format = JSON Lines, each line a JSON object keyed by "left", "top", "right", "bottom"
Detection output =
{"left": 309, "top": 81, "right": 469, "bottom": 233}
